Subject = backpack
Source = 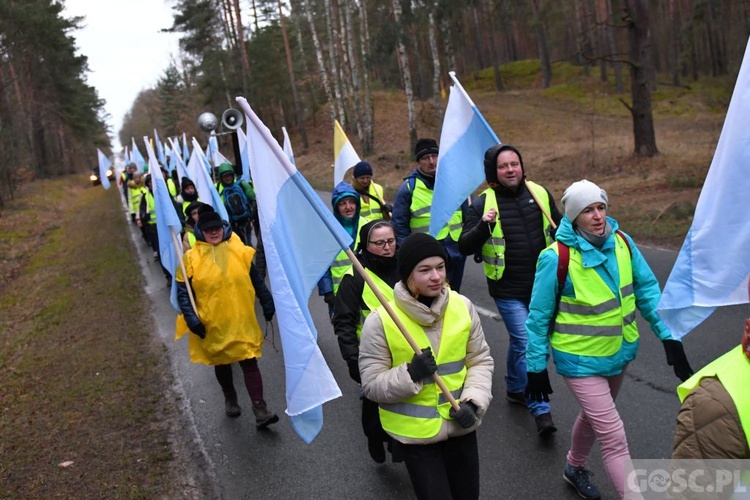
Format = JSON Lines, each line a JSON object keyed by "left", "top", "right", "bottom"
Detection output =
{"left": 550, "top": 230, "right": 631, "bottom": 333}
{"left": 222, "top": 183, "right": 252, "bottom": 222}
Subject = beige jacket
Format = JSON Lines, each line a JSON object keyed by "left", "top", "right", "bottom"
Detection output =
{"left": 359, "top": 282, "right": 494, "bottom": 445}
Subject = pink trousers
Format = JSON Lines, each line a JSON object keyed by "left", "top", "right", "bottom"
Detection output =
{"left": 565, "top": 369, "right": 630, "bottom": 499}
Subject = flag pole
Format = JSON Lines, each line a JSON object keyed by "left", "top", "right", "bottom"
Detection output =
{"left": 237, "top": 96, "right": 460, "bottom": 411}
{"left": 170, "top": 227, "right": 200, "bottom": 319}
{"left": 448, "top": 71, "right": 557, "bottom": 229}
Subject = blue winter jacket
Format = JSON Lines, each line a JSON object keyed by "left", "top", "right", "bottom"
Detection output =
{"left": 525, "top": 215, "right": 673, "bottom": 378}
{"left": 317, "top": 182, "right": 361, "bottom": 296}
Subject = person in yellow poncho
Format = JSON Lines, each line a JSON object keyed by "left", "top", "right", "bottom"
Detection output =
{"left": 175, "top": 210, "right": 279, "bottom": 429}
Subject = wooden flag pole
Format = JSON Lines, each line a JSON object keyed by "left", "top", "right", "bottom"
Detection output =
{"left": 170, "top": 227, "right": 200, "bottom": 320}
{"left": 525, "top": 180, "right": 557, "bottom": 229}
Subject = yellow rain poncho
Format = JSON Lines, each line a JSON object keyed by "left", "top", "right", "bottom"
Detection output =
{"left": 175, "top": 235, "right": 264, "bottom": 365}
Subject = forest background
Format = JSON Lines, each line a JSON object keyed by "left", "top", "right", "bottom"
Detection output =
{"left": 1, "top": 0, "right": 749, "bottom": 247}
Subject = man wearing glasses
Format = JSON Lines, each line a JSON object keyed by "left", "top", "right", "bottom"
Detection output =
{"left": 333, "top": 220, "right": 402, "bottom": 464}
{"left": 391, "top": 138, "right": 467, "bottom": 292}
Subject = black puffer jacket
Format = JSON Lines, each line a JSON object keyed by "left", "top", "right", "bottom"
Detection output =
{"left": 458, "top": 181, "right": 561, "bottom": 300}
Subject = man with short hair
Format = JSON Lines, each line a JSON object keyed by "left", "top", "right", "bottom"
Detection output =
{"left": 391, "top": 138, "right": 467, "bottom": 292}
{"left": 458, "top": 143, "right": 562, "bottom": 437}
{"left": 351, "top": 161, "right": 390, "bottom": 221}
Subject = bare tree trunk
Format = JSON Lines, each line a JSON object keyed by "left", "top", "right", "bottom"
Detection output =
{"left": 623, "top": 0, "right": 658, "bottom": 157}
{"left": 302, "top": 0, "right": 336, "bottom": 125}
{"left": 336, "top": 0, "right": 356, "bottom": 129}
{"left": 358, "top": 0, "right": 375, "bottom": 155}
{"left": 427, "top": 11, "right": 443, "bottom": 123}
{"left": 470, "top": 6, "right": 485, "bottom": 72}
{"left": 440, "top": 15, "right": 457, "bottom": 71}
{"left": 392, "top": 0, "right": 418, "bottom": 153}
{"left": 483, "top": 0, "right": 504, "bottom": 91}
{"left": 531, "top": 0, "right": 553, "bottom": 88}
{"left": 669, "top": 0, "right": 682, "bottom": 85}
{"left": 251, "top": 0, "right": 260, "bottom": 32}
{"left": 278, "top": 0, "right": 308, "bottom": 148}
{"left": 606, "top": 0, "right": 624, "bottom": 92}
{"left": 324, "top": 0, "right": 346, "bottom": 126}
{"left": 233, "top": 0, "right": 251, "bottom": 96}
{"left": 344, "top": 0, "right": 366, "bottom": 149}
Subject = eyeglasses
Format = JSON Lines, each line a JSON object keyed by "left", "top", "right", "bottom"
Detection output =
{"left": 369, "top": 238, "right": 396, "bottom": 248}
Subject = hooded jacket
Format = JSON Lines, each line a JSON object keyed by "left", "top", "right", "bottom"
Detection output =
{"left": 359, "top": 282, "right": 494, "bottom": 445}
{"left": 174, "top": 220, "right": 274, "bottom": 365}
{"left": 525, "top": 215, "right": 671, "bottom": 378}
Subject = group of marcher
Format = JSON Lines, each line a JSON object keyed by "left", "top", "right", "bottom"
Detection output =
{"left": 118, "top": 136, "right": 749, "bottom": 500}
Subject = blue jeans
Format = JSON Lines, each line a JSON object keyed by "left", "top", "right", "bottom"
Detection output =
{"left": 494, "top": 297, "right": 550, "bottom": 417}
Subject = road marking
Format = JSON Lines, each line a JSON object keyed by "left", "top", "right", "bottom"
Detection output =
{"left": 475, "top": 305, "right": 502, "bottom": 321}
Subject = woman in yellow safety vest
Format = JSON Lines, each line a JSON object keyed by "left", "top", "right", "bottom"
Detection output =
{"left": 359, "top": 233, "right": 494, "bottom": 500}
{"left": 333, "top": 220, "right": 400, "bottom": 464}
{"left": 524, "top": 180, "right": 694, "bottom": 500}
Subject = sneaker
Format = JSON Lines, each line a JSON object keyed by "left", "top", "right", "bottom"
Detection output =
{"left": 506, "top": 391, "right": 525, "bottom": 405}
{"left": 252, "top": 401, "right": 279, "bottom": 429}
{"left": 535, "top": 412, "right": 557, "bottom": 437}
{"left": 563, "top": 464, "right": 601, "bottom": 500}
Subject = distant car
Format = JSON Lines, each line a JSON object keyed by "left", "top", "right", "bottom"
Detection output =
{"left": 90, "top": 166, "right": 115, "bottom": 186}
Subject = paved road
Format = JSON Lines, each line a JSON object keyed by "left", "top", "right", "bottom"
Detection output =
{"left": 130, "top": 209, "right": 746, "bottom": 499}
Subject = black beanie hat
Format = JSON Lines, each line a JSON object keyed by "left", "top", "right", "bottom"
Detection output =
{"left": 197, "top": 211, "right": 223, "bottom": 232}
{"left": 415, "top": 138, "right": 439, "bottom": 161}
{"left": 352, "top": 161, "right": 373, "bottom": 178}
{"left": 181, "top": 177, "right": 195, "bottom": 192}
{"left": 398, "top": 233, "right": 447, "bottom": 284}
{"left": 483, "top": 143, "right": 524, "bottom": 185}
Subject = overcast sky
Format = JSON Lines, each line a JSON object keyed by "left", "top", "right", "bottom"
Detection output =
{"left": 63, "top": 0, "right": 181, "bottom": 150}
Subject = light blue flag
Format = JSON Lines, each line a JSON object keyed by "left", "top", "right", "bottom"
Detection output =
{"left": 182, "top": 133, "right": 190, "bottom": 164}
{"left": 167, "top": 144, "right": 177, "bottom": 174}
{"left": 96, "top": 148, "right": 112, "bottom": 190}
{"left": 186, "top": 140, "right": 229, "bottom": 222}
{"left": 237, "top": 96, "right": 348, "bottom": 443}
{"left": 657, "top": 38, "right": 750, "bottom": 339}
{"left": 144, "top": 138, "right": 183, "bottom": 311}
{"left": 154, "top": 128, "right": 166, "bottom": 166}
{"left": 282, "top": 126, "right": 295, "bottom": 165}
{"left": 131, "top": 137, "right": 146, "bottom": 171}
{"left": 429, "top": 72, "right": 500, "bottom": 237}
{"left": 237, "top": 127, "right": 252, "bottom": 182}
{"left": 170, "top": 137, "right": 188, "bottom": 183}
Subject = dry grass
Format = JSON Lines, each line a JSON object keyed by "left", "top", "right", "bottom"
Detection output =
{"left": 292, "top": 67, "right": 728, "bottom": 249}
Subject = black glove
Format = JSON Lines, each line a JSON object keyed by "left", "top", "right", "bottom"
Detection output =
{"left": 449, "top": 401, "right": 477, "bottom": 429}
{"left": 663, "top": 339, "right": 694, "bottom": 382}
{"left": 323, "top": 292, "right": 335, "bottom": 306}
{"left": 525, "top": 370, "right": 553, "bottom": 402}
{"left": 187, "top": 318, "right": 206, "bottom": 339}
{"left": 406, "top": 347, "right": 438, "bottom": 382}
{"left": 347, "top": 360, "right": 361, "bottom": 384}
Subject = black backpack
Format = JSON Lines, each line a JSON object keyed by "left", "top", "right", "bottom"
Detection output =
{"left": 222, "top": 183, "right": 252, "bottom": 222}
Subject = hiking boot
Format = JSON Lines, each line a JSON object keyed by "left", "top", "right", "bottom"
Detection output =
{"left": 506, "top": 391, "right": 525, "bottom": 406}
{"left": 252, "top": 401, "right": 279, "bottom": 429}
{"left": 224, "top": 395, "right": 241, "bottom": 418}
{"left": 563, "top": 464, "right": 601, "bottom": 500}
{"left": 535, "top": 412, "right": 557, "bottom": 437}
{"left": 367, "top": 438, "right": 386, "bottom": 464}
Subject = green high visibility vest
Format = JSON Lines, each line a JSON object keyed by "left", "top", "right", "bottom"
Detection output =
{"left": 144, "top": 192, "right": 156, "bottom": 225}
{"left": 359, "top": 182, "right": 386, "bottom": 220}
{"left": 677, "top": 345, "right": 750, "bottom": 446}
{"left": 331, "top": 217, "right": 370, "bottom": 294}
{"left": 408, "top": 177, "right": 462, "bottom": 241}
{"left": 480, "top": 181, "right": 553, "bottom": 281}
{"left": 550, "top": 235, "right": 637, "bottom": 357}
{"left": 378, "top": 291, "right": 470, "bottom": 440}
{"left": 343, "top": 266, "right": 394, "bottom": 339}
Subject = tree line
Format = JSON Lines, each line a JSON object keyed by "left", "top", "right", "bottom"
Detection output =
{"left": 0, "top": 0, "right": 109, "bottom": 207}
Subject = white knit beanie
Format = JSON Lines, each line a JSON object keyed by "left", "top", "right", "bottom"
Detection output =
{"left": 561, "top": 180, "right": 608, "bottom": 222}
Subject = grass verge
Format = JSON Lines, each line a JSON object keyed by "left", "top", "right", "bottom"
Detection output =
{"left": 0, "top": 177, "right": 210, "bottom": 498}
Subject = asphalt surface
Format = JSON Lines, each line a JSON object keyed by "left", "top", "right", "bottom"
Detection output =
{"left": 128, "top": 201, "right": 747, "bottom": 500}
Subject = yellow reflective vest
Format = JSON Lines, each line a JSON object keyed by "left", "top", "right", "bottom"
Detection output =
{"left": 343, "top": 266, "right": 394, "bottom": 339}
{"left": 378, "top": 291, "right": 470, "bottom": 440}
{"left": 359, "top": 182, "right": 386, "bottom": 220}
{"left": 677, "top": 345, "right": 750, "bottom": 446}
{"left": 409, "top": 177, "right": 462, "bottom": 241}
{"left": 331, "top": 217, "right": 370, "bottom": 294}
{"left": 550, "top": 234, "right": 637, "bottom": 357}
{"left": 480, "top": 181, "right": 553, "bottom": 280}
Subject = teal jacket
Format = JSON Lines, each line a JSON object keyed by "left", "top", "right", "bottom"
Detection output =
{"left": 525, "top": 216, "right": 672, "bottom": 378}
